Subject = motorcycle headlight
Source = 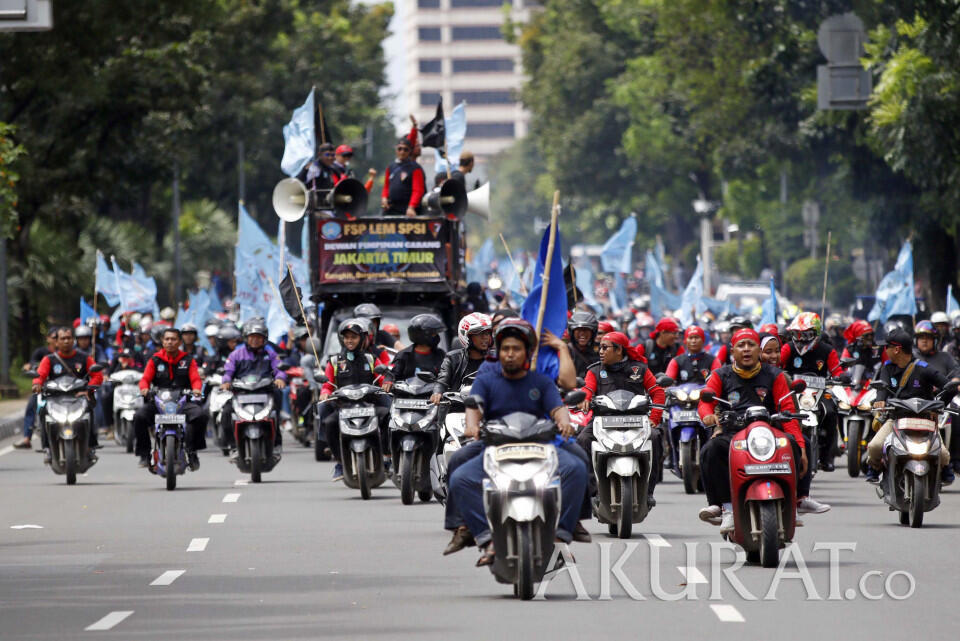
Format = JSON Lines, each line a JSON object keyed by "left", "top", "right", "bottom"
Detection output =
{"left": 417, "top": 408, "right": 438, "bottom": 430}
{"left": 67, "top": 405, "right": 86, "bottom": 423}
{"left": 252, "top": 401, "right": 273, "bottom": 421}
{"left": 673, "top": 389, "right": 688, "bottom": 402}
{"left": 235, "top": 404, "right": 255, "bottom": 420}
{"left": 163, "top": 401, "right": 179, "bottom": 415}
{"left": 747, "top": 426, "right": 777, "bottom": 462}
{"left": 838, "top": 401, "right": 851, "bottom": 411}
{"left": 904, "top": 434, "right": 931, "bottom": 456}
{"left": 798, "top": 394, "right": 817, "bottom": 410}
{"left": 689, "top": 389, "right": 700, "bottom": 402}
{"left": 595, "top": 421, "right": 649, "bottom": 450}
{"left": 483, "top": 446, "right": 558, "bottom": 488}
{"left": 857, "top": 390, "right": 876, "bottom": 411}
{"left": 343, "top": 388, "right": 365, "bottom": 401}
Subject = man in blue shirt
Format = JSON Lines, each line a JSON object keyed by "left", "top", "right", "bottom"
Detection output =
{"left": 448, "top": 319, "right": 588, "bottom": 566}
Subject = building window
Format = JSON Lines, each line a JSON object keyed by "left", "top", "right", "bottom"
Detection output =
{"left": 419, "top": 59, "right": 442, "bottom": 73}
{"left": 467, "top": 122, "right": 516, "bottom": 138}
{"left": 451, "top": 0, "right": 511, "bottom": 6}
{"left": 418, "top": 27, "right": 441, "bottom": 41}
{"left": 452, "top": 58, "right": 514, "bottom": 72}
{"left": 418, "top": 0, "right": 441, "bottom": 6}
{"left": 451, "top": 25, "right": 502, "bottom": 40}
{"left": 453, "top": 90, "right": 514, "bottom": 104}
{"left": 420, "top": 92, "right": 443, "bottom": 106}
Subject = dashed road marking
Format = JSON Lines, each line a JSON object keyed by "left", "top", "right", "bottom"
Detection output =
{"left": 85, "top": 611, "right": 134, "bottom": 631}
{"left": 234, "top": 479, "right": 248, "bottom": 486}
{"left": 150, "top": 570, "right": 185, "bottom": 586}
{"left": 223, "top": 493, "right": 241, "bottom": 503}
{"left": 187, "top": 538, "right": 209, "bottom": 552}
{"left": 644, "top": 534, "right": 671, "bottom": 548}
{"left": 0, "top": 445, "right": 14, "bottom": 457}
{"left": 208, "top": 514, "right": 227, "bottom": 524}
{"left": 678, "top": 566, "right": 708, "bottom": 584}
{"left": 710, "top": 604, "right": 745, "bottom": 622}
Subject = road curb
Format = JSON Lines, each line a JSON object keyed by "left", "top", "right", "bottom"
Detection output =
{"left": 0, "top": 413, "right": 24, "bottom": 440}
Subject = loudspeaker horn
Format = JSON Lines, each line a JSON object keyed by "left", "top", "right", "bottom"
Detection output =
{"left": 327, "top": 177, "right": 368, "bottom": 218}
{"left": 425, "top": 178, "right": 468, "bottom": 218}
{"left": 272, "top": 178, "right": 309, "bottom": 222}
{"left": 466, "top": 182, "right": 490, "bottom": 220}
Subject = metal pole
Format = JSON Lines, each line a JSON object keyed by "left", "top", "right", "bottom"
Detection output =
{"left": 237, "top": 141, "right": 245, "bottom": 202}
{"left": 700, "top": 216, "right": 712, "bottom": 296}
{"left": 173, "top": 163, "right": 181, "bottom": 304}
{"left": 0, "top": 236, "right": 9, "bottom": 385}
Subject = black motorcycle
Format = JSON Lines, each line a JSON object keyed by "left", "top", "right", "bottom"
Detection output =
{"left": 388, "top": 372, "right": 440, "bottom": 505}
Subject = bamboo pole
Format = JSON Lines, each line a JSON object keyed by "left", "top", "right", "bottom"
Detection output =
{"left": 820, "top": 230, "right": 832, "bottom": 320}
{"left": 499, "top": 233, "right": 528, "bottom": 296}
{"left": 277, "top": 265, "right": 322, "bottom": 367}
{"left": 530, "top": 191, "right": 560, "bottom": 371}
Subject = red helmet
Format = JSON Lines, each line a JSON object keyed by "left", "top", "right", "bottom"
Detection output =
{"left": 335, "top": 144, "right": 353, "bottom": 155}
{"left": 758, "top": 323, "right": 779, "bottom": 337}
{"left": 843, "top": 320, "right": 873, "bottom": 344}
{"left": 494, "top": 318, "right": 538, "bottom": 357}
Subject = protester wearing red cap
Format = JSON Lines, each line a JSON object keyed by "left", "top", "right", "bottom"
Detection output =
{"left": 576, "top": 330, "right": 667, "bottom": 506}
{"left": 637, "top": 317, "right": 684, "bottom": 375}
{"left": 665, "top": 325, "right": 721, "bottom": 385}
{"left": 696, "top": 328, "right": 805, "bottom": 533}
{"left": 839, "top": 320, "right": 886, "bottom": 371}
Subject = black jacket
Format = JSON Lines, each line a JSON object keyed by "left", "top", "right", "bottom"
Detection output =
{"left": 433, "top": 348, "right": 484, "bottom": 395}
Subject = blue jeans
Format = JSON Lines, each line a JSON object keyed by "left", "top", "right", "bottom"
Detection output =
{"left": 22, "top": 394, "right": 37, "bottom": 438}
{"left": 450, "top": 444, "right": 588, "bottom": 547}
{"left": 444, "top": 440, "right": 484, "bottom": 530}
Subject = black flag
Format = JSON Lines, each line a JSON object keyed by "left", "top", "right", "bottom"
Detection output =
{"left": 419, "top": 100, "right": 445, "bottom": 150}
{"left": 279, "top": 265, "right": 304, "bottom": 322}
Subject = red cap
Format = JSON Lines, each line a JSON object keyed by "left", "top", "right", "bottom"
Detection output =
{"left": 651, "top": 317, "right": 680, "bottom": 338}
{"left": 335, "top": 145, "right": 353, "bottom": 155}
{"left": 598, "top": 321, "right": 616, "bottom": 334}
{"left": 600, "top": 331, "right": 645, "bottom": 362}
{"left": 731, "top": 328, "right": 760, "bottom": 345}
{"left": 72, "top": 318, "right": 82, "bottom": 328}
{"left": 684, "top": 326, "right": 705, "bottom": 340}
{"left": 758, "top": 323, "right": 779, "bottom": 337}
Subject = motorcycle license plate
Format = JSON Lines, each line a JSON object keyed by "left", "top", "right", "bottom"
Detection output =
{"left": 600, "top": 415, "right": 646, "bottom": 428}
{"left": 155, "top": 414, "right": 185, "bottom": 424}
{"left": 237, "top": 394, "right": 269, "bottom": 404}
{"left": 341, "top": 407, "right": 375, "bottom": 419}
{"left": 394, "top": 398, "right": 432, "bottom": 410}
{"left": 495, "top": 444, "right": 548, "bottom": 461}
{"left": 795, "top": 374, "right": 826, "bottom": 390}
{"left": 674, "top": 410, "right": 700, "bottom": 422}
{"left": 743, "top": 462, "right": 792, "bottom": 475}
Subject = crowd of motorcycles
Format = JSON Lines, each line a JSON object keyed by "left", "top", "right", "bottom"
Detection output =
{"left": 20, "top": 310, "right": 960, "bottom": 600}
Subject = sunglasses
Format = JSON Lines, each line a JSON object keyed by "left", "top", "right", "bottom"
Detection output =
{"left": 341, "top": 152, "right": 353, "bottom": 158}
{"left": 322, "top": 152, "right": 334, "bottom": 157}
{"left": 396, "top": 146, "right": 410, "bottom": 151}
{"left": 598, "top": 343, "right": 619, "bottom": 352}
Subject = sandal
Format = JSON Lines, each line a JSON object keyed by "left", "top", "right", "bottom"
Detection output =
{"left": 476, "top": 545, "right": 495, "bottom": 567}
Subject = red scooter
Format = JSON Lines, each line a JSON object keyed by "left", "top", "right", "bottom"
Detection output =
{"left": 701, "top": 390, "right": 803, "bottom": 567}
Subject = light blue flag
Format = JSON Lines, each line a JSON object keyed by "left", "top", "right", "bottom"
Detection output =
{"left": 868, "top": 240, "right": 917, "bottom": 322}
{"left": 187, "top": 289, "right": 216, "bottom": 350}
{"left": 948, "top": 285, "right": 959, "bottom": 317}
{"left": 574, "top": 260, "right": 602, "bottom": 313}
{"left": 760, "top": 277, "right": 778, "bottom": 325}
{"left": 678, "top": 257, "right": 704, "bottom": 327}
{"left": 497, "top": 258, "right": 527, "bottom": 307}
{"left": 445, "top": 101, "right": 467, "bottom": 166}
{"left": 612, "top": 272, "right": 628, "bottom": 313}
{"left": 281, "top": 88, "right": 316, "bottom": 178}
{"left": 601, "top": 216, "right": 637, "bottom": 274}
{"left": 644, "top": 250, "right": 682, "bottom": 317}
{"left": 207, "top": 283, "right": 223, "bottom": 314}
{"left": 467, "top": 238, "right": 494, "bottom": 284}
{"left": 235, "top": 203, "right": 281, "bottom": 320}
{"left": 80, "top": 297, "right": 97, "bottom": 324}
{"left": 111, "top": 257, "right": 158, "bottom": 313}
{"left": 95, "top": 250, "right": 120, "bottom": 307}
{"left": 521, "top": 228, "right": 567, "bottom": 380}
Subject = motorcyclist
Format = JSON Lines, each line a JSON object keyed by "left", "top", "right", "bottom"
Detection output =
{"left": 318, "top": 318, "right": 391, "bottom": 481}
{"left": 943, "top": 315, "right": 960, "bottom": 361}
{"left": 840, "top": 320, "right": 885, "bottom": 370}
{"left": 218, "top": 319, "right": 287, "bottom": 461}
{"left": 211, "top": 324, "right": 241, "bottom": 371}
{"left": 354, "top": 303, "right": 396, "bottom": 351}
{"left": 75, "top": 325, "right": 107, "bottom": 363}
{"left": 431, "top": 312, "right": 492, "bottom": 406}
{"left": 665, "top": 326, "right": 721, "bottom": 385}
{"left": 449, "top": 319, "right": 589, "bottom": 566}
{"left": 566, "top": 310, "right": 600, "bottom": 378}
{"left": 824, "top": 313, "right": 847, "bottom": 353}
{"left": 866, "top": 327, "right": 957, "bottom": 484}
{"left": 97, "top": 347, "right": 145, "bottom": 436}
{"left": 13, "top": 328, "right": 57, "bottom": 449}
{"left": 913, "top": 320, "right": 960, "bottom": 379}
{"left": 179, "top": 323, "right": 209, "bottom": 361}
{"left": 759, "top": 332, "right": 783, "bottom": 367}
{"left": 382, "top": 314, "right": 446, "bottom": 391}
{"left": 696, "top": 328, "right": 807, "bottom": 533}
{"left": 714, "top": 316, "right": 752, "bottom": 364}
{"left": 639, "top": 318, "right": 683, "bottom": 375}
{"left": 575, "top": 330, "right": 665, "bottom": 505}
{"left": 31, "top": 326, "right": 104, "bottom": 465}
{"left": 930, "top": 311, "right": 951, "bottom": 350}
{"left": 781, "top": 311, "right": 844, "bottom": 472}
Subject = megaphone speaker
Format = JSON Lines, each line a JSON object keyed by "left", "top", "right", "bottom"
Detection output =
{"left": 430, "top": 179, "right": 467, "bottom": 218}
{"left": 466, "top": 182, "right": 490, "bottom": 220}
{"left": 328, "top": 178, "right": 368, "bottom": 218}
{"left": 272, "top": 178, "right": 309, "bottom": 222}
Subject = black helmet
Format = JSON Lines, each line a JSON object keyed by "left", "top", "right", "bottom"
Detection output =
{"left": 217, "top": 325, "right": 241, "bottom": 342}
{"left": 354, "top": 303, "right": 382, "bottom": 322}
{"left": 338, "top": 317, "right": 368, "bottom": 340}
{"left": 408, "top": 314, "right": 445, "bottom": 348}
{"left": 242, "top": 318, "right": 268, "bottom": 339}
{"left": 568, "top": 310, "right": 598, "bottom": 335}
{"left": 75, "top": 325, "right": 93, "bottom": 339}
{"left": 728, "top": 316, "right": 753, "bottom": 331}
{"left": 883, "top": 319, "right": 906, "bottom": 338}
{"left": 494, "top": 318, "right": 538, "bottom": 355}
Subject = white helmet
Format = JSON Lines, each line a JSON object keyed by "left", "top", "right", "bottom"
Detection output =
{"left": 931, "top": 311, "right": 949, "bottom": 325}
{"left": 457, "top": 312, "right": 492, "bottom": 348}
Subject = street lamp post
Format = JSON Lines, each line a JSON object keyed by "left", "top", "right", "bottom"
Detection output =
{"left": 693, "top": 197, "right": 715, "bottom": 296}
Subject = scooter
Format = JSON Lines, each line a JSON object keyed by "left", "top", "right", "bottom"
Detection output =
{"left": 228, "top": 374, "right": 281, "bottom": 483}
{"left": 33, "top": 365, "right": 104, "bottom": 485}
{"left": 150, "top": 388, "right": 194, "bottom": 491}
{"left": 431, "top": 375, "right": 476, "bottom": 503}
{"left": 205, "top": 371, "right": 233, "bottom": 456}
{"left": 388, "top": 372, "right": 440, "bottom": 505}
{"left": 588, "top": 389, "right": 658, "bottom": 539}
{"left": 665, "top": 383, "right": 707, "bottom": 493}
{"left": 326, "top": 382, "right": 388, "bottom": 499}
{"left": 465, "top": 390, "right": 585, "bottom": 600}
{"left": 286, "top": 365, "right": 314, "bottom": 448}
{"left": 109, "top": 369, "right": 143, "bottom": 453}
{"left": 700, "top": 389, "right": 801, "bottom": 567}
{"left": 833, "top": 360, "right": 879, "bottom": 477}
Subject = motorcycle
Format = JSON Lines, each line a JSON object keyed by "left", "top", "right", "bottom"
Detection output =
{"left": 388, "top": 372, "right": 440, "bottom": 505}
{"left": 286, "top": 366, "right": 315, "bottom": 448}
{"left": 665, "top": 383, "right": 708, "bottom": 494}
{"left": 792, "top": 372, "right": 846, "bottom": 473}
{"left": 700, "top": 389, "right": 801, "bottom": 567}
{"left": 228, "top": 374, "right": 281, "bottom": 483}
{"left": 205, "top": 371, "right": 233, "bottom": 456}
{"left": 465, "top": 390, "right": 585, "bottom": 600}
{"left": 832, "top": 360, "right": 879, "bottom": 477}
{"left": 588, "top": 389, "right": 659, "bottom": 539}
{"left": 32, "top": 365, "right": 104, "bottom": 485}
{"left": 109, "top": 369, "right": 143, "bottom": 453}
{"left": 324, "top": 382, "right": 388, "bottom": 499}
{"left": 871, "top": 380, "right": 957, "bottom": 528}
{"left": 150, "top": 388, "right": 194, "bottom": 491}
{"left": 430, "top": 375, "right": 477, "bottom": 504}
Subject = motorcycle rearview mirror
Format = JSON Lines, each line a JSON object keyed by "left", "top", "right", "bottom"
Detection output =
{"left": 463, "top": 395, "right": 483, "bottom": 410}
{"left": 416, "top": 371, "right": 437, "bottom": 383}
{"left": 565, "top": 390, "right": 587, "bottom": 406}
{"left": 88, "top": 364, "right": 105, "bottom": 374}
{"left": 944, "top": 380, "right": 960, "bottom": 395}
{"left": 699, "top": 390, "right": 715, "bottom": 403}
{"left": 656, "top": 374, "right": 675, "bottom": 388}
{"left": 314, "top": 373, "right": 328, "bottom": 384}
{"left": 790, "top": 379, "right": 807, "bottom": 393}
{"left": 277, "top": 363, "right": 290, "bottom": 372}
{"left": 374, "top": 365, "right": 390, "bottom": 376}
{"left": 575, "top": 376, "right": 586, "bottom": 388}
{"left": 869, "top": 380, "right": 886, "bottom": 390}
{"left": 23, "top": 370, "right": 39, "bottom": 378}
{"left": 840, "top": 356, "right": 857, "bottom": 368}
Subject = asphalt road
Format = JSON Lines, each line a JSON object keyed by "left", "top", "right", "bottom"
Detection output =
{"left": 1, "top": 431, "right": 959, "bottom": 640}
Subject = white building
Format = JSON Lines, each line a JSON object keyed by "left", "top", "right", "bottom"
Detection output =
{"left": 401, "top": 0, "right": 535, "bottom": 171}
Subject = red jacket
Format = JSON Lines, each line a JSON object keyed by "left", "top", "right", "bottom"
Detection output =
{"left": 580, "top": 367, "right": 665, "bottom": 425}
{"left": 321, "top": 350, "right": 391, "bottom": 396}
{"left": 139, "top": 349, "right": 203, "bottom": 392}
{"left": 697, "top": 369, "right": 803, "bottom": 447}
{"left": 33, "top": 350, "right": 103, "bottom": 387}
{"left": 380, "top": 164, "right": 426, "bottom": 209}
{"left": 664, "top": 352, "right": 722, "bottom": 381}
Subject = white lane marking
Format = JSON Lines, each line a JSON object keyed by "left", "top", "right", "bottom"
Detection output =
{"left": 223, "top": 493, "right": 241, "bottom": 503}
{"left": 10, "top": 524, "right": 43, "bottom": 529}
{"left": 208, "top": 514, "right": 227, "bottom": 524}
{"left": 710, "top": 604, "right": 745, "bottom": 622}
{"left": 678, "top": 566, "right": 708, "bottom": 584}
{"left": 645, "top": 534, "right": 671, "bottom": 548}
{"left": 187, "top": 538, "right": 209, "bottom": 552}
{"left": 85, "top": 611, "right": 134, "bottom": 631}
{"left": 0, "top": 445, "right": 14, "bottom": 457}
{"left": 150, "top": 570, "right": 185, "bottom": 586}
{"left": 234, "top": 479, "right": 248, "bottom": 486}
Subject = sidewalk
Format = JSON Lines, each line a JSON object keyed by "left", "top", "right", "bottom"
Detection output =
{"left": 0, "top": 397, "right": 27, "bottom": 441}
